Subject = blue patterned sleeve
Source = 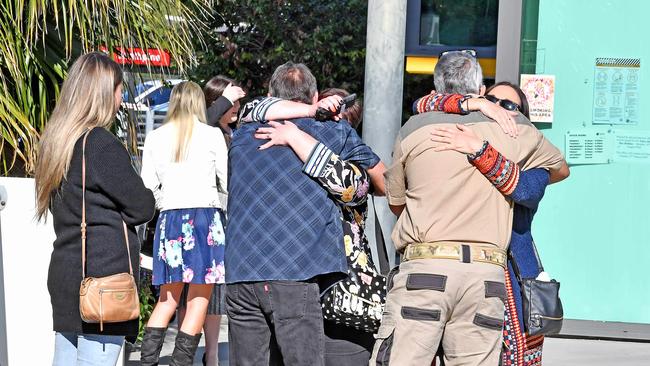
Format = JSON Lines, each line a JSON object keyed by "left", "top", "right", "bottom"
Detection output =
{"left": 509, "top": 168, "right": 550, "bottom": 210}
{"left": 338, "top": 122, "right": 380, "bottom": 169}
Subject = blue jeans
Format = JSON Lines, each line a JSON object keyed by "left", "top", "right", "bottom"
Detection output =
{"left": 53, "top": 332, "right": 124, "bottom": 366}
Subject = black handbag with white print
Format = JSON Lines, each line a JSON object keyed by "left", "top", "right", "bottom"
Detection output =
{"left": 321, "top": 246, "right": 387, "bottom": 332}
{"left": 321, "top": 198, "right": 389, "bottom": 333}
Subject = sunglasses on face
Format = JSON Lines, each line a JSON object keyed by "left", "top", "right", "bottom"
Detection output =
{"left": 484, "top": 94, "right": 520, "bottom": 112}
{"left": 439, "top": 49, "right": 477, "bottom": 58}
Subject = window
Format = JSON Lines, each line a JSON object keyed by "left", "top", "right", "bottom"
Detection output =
{"left": 406, "top": 0, "right": 499, "bottom": 58}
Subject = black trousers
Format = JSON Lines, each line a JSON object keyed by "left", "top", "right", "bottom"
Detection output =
{"left": 226, "top": 281, "right": 324, "bottom": 366}
{"left": 324, "top": 321, "right": 374, "bottom": 366}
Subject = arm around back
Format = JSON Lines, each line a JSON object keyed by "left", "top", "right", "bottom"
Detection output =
{"left": 303, "top": 142, "right": 371, "bottom": 207}
{"left": 87, "top": 129, "right": 155, "bottom": 226}
{"left": 367, "top": 161, "right": 386, "bottom": 196}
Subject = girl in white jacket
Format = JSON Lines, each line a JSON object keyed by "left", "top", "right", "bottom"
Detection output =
{"left": 139, "top": 81, "right": 228, "bottom": 365}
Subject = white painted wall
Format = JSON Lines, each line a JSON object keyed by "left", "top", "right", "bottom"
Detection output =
{"left": 0, "top": 178, "right": 55, "bottom": 365}
{"left": 0, "top": 178, "right": 128, "bottom": 366}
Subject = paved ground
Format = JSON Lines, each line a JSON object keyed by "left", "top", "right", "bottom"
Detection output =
{"left": 126, "top": 317, "right": 229, "bottom": 365}
{"left": 126, "top": 318, "right": 650, "bottom": 365}
{"left": 543, "top": 337, "right": 650, "bottom": 365}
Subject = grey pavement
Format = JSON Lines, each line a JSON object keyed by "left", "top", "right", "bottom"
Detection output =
{"left": 542, "top": 337, "right": 650, "bottom": 365}
{"left": 126, "top": 316, "right": 229, "bottom": 366}
{"left": 125, "top": 318, "right": 650, "bottom": 365}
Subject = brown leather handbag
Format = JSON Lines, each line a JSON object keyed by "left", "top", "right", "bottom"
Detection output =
{"left": 78, "top": 131, "right": 140, "bottom": 331}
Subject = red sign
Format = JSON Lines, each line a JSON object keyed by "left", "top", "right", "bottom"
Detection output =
{"left": 100, "top": 46, "right": 171, "bottom": 67}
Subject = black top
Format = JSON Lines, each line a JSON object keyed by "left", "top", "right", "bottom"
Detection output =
{"left": 206, "top": 96, "right": 233, "bottom": 128}
{"left": 48, "top": 127, "right": 155, "bottom": 335}
{"left": 207, "top": 96, "right": 234, "bottom": 146}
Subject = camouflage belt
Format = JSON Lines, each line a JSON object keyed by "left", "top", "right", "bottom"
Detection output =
{"left": 402, "top": 242, "right": 507, "bottom": 269}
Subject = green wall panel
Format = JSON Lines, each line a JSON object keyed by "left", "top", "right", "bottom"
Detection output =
{"left": 533, "top": 0, "right": 650, "bottom": 323}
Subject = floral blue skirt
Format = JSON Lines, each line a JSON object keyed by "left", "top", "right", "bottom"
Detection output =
{"left": 152, "top": 208, "right": 226, "bottom": 286}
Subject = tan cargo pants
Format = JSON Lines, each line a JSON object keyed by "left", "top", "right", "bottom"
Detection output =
{"left": 369, "top": 258, "right": 506, "bottom": 366}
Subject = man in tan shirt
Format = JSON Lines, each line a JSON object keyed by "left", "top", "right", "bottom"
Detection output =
{"left": 370, "top": 51, "right": 568, "bottom": 365}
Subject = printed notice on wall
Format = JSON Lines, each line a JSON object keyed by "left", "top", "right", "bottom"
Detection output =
{"left": 520, "top": 74, "right": 555, "bottom": 123}
{"left": 593, "top": 58, "right": 640, "bottom": 125}
{"left": 612, "top": 130, "right": 650, "bottom": 163}
{"left": 565, "top": 130, "right": 611, "bottom": 165}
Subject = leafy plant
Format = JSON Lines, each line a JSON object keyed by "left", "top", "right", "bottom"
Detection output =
{"left": 137, "top": 269, "right": 157, "bottom": 342}
{"left": 192, "top": 0, "right": 368, "bottom": 99}
{"left": 192, "top": 0, "right": 424, "bottom": 125}
{"left": 0, "top": 0, "right": 212, "bottom": 175}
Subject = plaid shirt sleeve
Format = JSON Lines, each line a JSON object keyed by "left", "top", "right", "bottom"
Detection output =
{"left": 338, "top": 123, "right": 380, "bottom": 169}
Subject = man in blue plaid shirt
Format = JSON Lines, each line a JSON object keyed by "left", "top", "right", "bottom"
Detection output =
{"left": 225, "top": 62, "right": 380, "bottom": 365}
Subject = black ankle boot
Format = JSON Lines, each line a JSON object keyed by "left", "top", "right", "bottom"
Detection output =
{"left": 140, "top": 326, "right": 167, "bottom": 366}
{"left": 170, "top": 331, "right": 202, "bottom": 366}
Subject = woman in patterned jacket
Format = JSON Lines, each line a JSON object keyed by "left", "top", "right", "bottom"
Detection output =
{"left": 243, "top": 89, "right": 385, "bottom": 366}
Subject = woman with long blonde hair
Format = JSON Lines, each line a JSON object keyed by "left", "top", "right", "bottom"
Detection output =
{"left": 139, "top": 81, "right": 229, "bottom": 365}
{"left": 35, "top": 52, "right": 155, "bottom": 364}
{"left": 174, "top": 75, "right": 245, "bottom": 366}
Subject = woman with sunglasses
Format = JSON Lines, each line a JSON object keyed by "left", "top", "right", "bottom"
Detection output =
{"left": 414, "top": 81, "right": 569, "bottom": 366}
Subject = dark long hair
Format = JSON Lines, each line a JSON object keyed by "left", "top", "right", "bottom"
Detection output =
{"left": 203, "top": 75, "right": 238, "bottom": 106}
{"left": 485, "top": 81, "right": 530, "bottom": 119}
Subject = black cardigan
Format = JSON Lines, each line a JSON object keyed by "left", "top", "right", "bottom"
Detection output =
{"left": 206, "top": 96, "right": 233, "bottom": 128}
{"left": 48, "top": 128, "right": 155, "bottom": 335}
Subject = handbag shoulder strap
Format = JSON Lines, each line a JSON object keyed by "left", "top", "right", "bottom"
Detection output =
{"left": 371, "top": 196, "right": 390, "bottom": 275}
{"left": 509, "top": 240, "right": 544, "bottom": 280}
{"left": 530, "top": 240, "right": 545, "bottom": 273}
{"left": 81, "top": 130, "right": 133, "bottom": 278}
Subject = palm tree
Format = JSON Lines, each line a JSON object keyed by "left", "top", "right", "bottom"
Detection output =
{"left": 0, "top": 0, "right": 211, "bottom": 175}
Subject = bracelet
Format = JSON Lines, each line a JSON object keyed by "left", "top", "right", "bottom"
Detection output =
{"left": 467, "top": 140, "right": 489, "bottom": 160}
{"left": 459, "top": 97, "right": 469, "bottom": 114}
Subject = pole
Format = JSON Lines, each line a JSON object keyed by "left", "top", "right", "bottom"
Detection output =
{"left": 362, "top": 0, "right": 407, "bottom": 269}
{"left": 495, "top": 0, "right": 524, "bottom": 83}
{"left": 0, "top": 184, "right": 8, "bottom": 366}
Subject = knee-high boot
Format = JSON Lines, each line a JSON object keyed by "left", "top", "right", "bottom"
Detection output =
{"left": 169, "top": 330, "right": 202, "bottom": 366}
{"left": 140, "top": 326, "right": 167, "bottom": 366}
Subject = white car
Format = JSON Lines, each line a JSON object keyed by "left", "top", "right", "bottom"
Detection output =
{"left": 119, "top": 79, "right": 185, "bottom": 147}
{"left": 122, "top": 78, "right": 184, "bottom": 111}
